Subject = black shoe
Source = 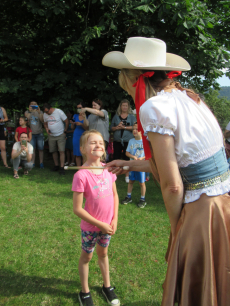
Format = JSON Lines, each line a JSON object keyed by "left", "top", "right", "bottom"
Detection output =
{"left": 137, "top": 199, "right": 147, "bottom": 208}
{"left": 59, "top": 167, "right": 65, "bottom": 175}
{"left": 78, "top": 291, "right": 94, "bottom": 306}
{"left": 102, "top": 285, "right": 120, "bottom": 306}
{"left": 121, "top": 196, "right": 132, "bottom": 205}
{"left": 51, "top": 166, "right": 59, "bottom": 172}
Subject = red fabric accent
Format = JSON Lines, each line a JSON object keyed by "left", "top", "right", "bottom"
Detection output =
{"left": 132, "top": 72, "right": 154, "bottom": 160}
{"left": 166, "top": 71, "right": 182, "bottom": 79}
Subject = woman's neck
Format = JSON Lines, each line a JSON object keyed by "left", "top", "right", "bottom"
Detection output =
{"left": 120, "top": 112, "right": 128, "bottom": 117}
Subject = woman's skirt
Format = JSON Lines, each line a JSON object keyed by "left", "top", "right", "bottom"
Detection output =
{"left": 161, "top": 193, "right": 230, "bottom": 306}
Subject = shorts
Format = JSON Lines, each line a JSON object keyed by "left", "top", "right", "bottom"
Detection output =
{"left": 129, "top": 171, "right": 146, "bottom": 183}
{"left": 48, "top": 133, "right": 66, "bottom": 152}
{"left": 30, "top": 133, "right": 44, "bottom": 150}
{"left": 0, "top": 125, "right": 5, "bottom": 140}
{"left": 81, "top": 230, "right": 111, "bottom": 253}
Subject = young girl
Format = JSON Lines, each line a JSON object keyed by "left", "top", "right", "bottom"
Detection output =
{"left": 15, "top": 116, "right": 32, "bottom": 142}
{"left": 72, "top": 130, "right": 120, "bottom": 306}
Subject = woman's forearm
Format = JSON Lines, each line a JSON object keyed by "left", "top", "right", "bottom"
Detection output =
{"left": 85, "top": 108, "right": 104, "bottom": 118}
{"left": 161, "top": 183, "right": 184, "bottom": 237}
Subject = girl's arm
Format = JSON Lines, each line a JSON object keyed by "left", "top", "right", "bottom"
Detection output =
{"left": 110, "top": 182, "right": 119, "bottom": 235}
{"left": 28, "top": 131, "right": 32, "bottom": 142}
{"left": 15, "top": 131, "right": 19, "bottom": 142}
{"left": 148, "top": 132, "right": 184, "bottom": 238}
{"left": 73, "top": 192, "right": 113, "bottom": 234}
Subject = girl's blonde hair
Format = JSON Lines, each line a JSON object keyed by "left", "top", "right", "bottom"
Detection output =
{"left": 80, "top": 130, "right": 106, "bottom": 162}
{"left": 116, "top": 99, "right": 133, "bottom": 116}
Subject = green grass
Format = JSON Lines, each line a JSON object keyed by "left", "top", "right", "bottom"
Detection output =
{"left": 0, "top": 159, "right": 170, "bottom": 306}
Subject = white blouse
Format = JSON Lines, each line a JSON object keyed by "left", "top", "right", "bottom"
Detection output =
{"left": 140, "top": 89, "right": 230, "bottom": 203}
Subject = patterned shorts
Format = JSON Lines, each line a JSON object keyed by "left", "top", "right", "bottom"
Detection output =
{"left": 81, "top": 230, "right": 111, "bottom": 253}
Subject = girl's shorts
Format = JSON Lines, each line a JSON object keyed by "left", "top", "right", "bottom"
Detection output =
{"left": 81, "top": 230, "right": 111, "bottom": 253}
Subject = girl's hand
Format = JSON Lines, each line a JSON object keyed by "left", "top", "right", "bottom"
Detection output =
{"left": 110, "top": 219, "right": 118, "bottom": 235}
{"left": 99, "top": 222, "right": 113, "bottom": 235}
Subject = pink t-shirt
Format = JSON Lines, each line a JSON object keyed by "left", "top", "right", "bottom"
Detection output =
{"left": 72, "top": 167, "right": 117, "bottom": 232}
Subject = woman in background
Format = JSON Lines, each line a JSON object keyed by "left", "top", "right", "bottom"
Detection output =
{"left": 110, "top": 99, "right": 136, "bottom": 183}
{"left": 65, "top": 110, "right": 75, "bottom": 167}
{"left": 72, "top": 103, "right": 87, "bottom": 167}
{"left": 0, "top": 106, "right": 10, "bottom": 168}
{"left": 80, "top": 98, "right": 110, "bottom": 149}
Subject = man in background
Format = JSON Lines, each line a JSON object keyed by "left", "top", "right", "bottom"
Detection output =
{"left": 43, "top": 103, "right": 68, "bottom": 175}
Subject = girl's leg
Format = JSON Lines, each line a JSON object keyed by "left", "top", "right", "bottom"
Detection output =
{"left": 78, "top": 249, "right": 93, "bottom": 293}
{"left": 96, "top": 245, "right": 110, "bottom": 287}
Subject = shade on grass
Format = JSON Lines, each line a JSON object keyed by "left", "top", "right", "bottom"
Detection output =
{"left": 0, "top": 164, "right": 170, "bottom": 306}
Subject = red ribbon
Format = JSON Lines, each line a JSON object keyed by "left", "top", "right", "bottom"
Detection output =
{"left": 166, "top": 71, "right": 182, "bottom": 79}
{"left": 132, "top": 72, "right": 154, "bottom": 160}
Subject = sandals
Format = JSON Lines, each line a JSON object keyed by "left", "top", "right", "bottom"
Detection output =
{"left": 69, "top": 162, "right": 75, "bottom": 167}
{"left": 24, "top": 170, "right": 28, "bottom": 175}
{"left": 14, "top": 173, "right": 19, "bottom": 179}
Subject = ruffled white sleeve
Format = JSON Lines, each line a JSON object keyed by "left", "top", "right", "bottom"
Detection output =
{"left": 139, "top": 93, "right": 177, "bottom": 137}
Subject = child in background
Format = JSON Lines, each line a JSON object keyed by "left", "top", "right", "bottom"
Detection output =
{"left": 72, "top": 130, "right": 120, "bottom": 306}
{"left": 121, "top": 122, "right": 147, "bottom": 208}
{"left": 15, "top": 116, "right": 32, "bottom": 142}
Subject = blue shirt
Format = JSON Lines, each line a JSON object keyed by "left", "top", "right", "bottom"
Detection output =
{"left": 126, "top": 138, "right": 144, "bottom": 160}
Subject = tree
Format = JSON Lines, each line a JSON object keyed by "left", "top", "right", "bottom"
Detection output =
{"left": 0, "top": 0, "right": 229, "bottom": 112}
{"left": 205, "top": 89, "right": 230, "bottom": 130}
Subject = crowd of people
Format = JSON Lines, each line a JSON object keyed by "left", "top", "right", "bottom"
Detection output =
{"left": 1, "top": 98, "right": 144, "bottom": 181}
{"left": 1, "top": 36, "right": 230, "bottom": 306}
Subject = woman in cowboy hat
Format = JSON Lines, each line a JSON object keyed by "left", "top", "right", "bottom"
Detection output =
{"left": 103, "top": 37, "right": 230, "bottom": 306}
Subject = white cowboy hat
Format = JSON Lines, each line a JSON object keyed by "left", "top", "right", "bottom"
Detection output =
{"left": 102, "top": 37, "right": 191, "bottom": 71}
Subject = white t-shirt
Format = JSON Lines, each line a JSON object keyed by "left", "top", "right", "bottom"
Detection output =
{"left": 225, "top": 122, "right": 230, "bottom": 142}
{"left": 13, "top": 142, "right": 33, "bottom": 160}
{"left": 140, "top": 89, "right": 229, "bottom": 204}
{"left": 43, "top": 108, "right": 67, "bottom": 136}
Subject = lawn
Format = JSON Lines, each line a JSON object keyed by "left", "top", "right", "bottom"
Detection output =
{"left": 0, "top": 159, "right": 170, "bottom": 306}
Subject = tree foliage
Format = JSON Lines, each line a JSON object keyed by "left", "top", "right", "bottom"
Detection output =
{"left": 205, "top": 89, "right": 230, "bottom": 130}
{"left": 0, "top": 0, "right": 229, "bottom": 111}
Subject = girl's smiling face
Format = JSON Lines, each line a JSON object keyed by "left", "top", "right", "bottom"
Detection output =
{"left": 19, "top": 118, "right": 26, "bottom": 126}
{"left": 83, "top": 134, "right": 105, "bottom": 160}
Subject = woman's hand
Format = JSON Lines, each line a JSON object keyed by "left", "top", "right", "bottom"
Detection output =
{"left": 116, "top": 121, "right": 124, "bottom": 130}
{"left": 106, "top": 160, "right": 130, "bottom": 175}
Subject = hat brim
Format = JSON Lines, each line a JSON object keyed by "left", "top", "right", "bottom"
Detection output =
{"left": 102, "top": 51, "right": 191, "bottom": 71}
